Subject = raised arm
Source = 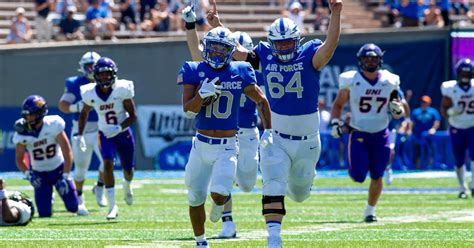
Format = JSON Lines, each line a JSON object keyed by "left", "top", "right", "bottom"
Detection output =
{"left": 312, "top": 0, "right": 343, "bottom": 70}
{"left": 182, "top": 5, "right": 203, "bottom": 61}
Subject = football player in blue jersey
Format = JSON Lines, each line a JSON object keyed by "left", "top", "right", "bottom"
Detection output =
{"left": 182, "top": 7, "right": 262, "bottom": 238}
{"left": 59, "top": 51, "right": 107, "bottom": 215}
{"left": 205, "top": 0, "right": 342, "bottom": 246}
{"left": 177, "top": 26, "right": 272, "bottom": 248}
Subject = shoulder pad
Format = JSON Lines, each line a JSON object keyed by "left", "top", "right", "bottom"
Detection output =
{"left": 339, "top": 70, "right": 358, "bottom": 89}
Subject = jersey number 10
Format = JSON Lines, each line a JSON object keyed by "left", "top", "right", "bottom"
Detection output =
{"left": 205, "top": 92, "right": 233, "bottom": 119}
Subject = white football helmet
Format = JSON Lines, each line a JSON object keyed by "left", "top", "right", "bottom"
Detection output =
{"left": 78, "top": 51, "right": 101, "bottom": 80}
{"left": 232, "top": 31, "right": 254, "bottom": 51}
{"left": 202, "top": 27, "right": 236, "bottom": 69}
{"left": 267, "top": 18, "right": 301, "bottom": 62}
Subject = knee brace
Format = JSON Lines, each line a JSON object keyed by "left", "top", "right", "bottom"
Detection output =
{"left": 262, "top": 195, "right": 286, "bottom": 216}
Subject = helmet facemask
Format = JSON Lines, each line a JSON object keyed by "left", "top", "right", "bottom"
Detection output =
{"left": 269, "top": 38, "right": 300, "bottom": 62}
{"left": 359, "top": 55, "right": 381, "bottom": 73}
{"left": 94, "top": 70, "right": 116, "bottom": 88}
{"left": 203, "top": 40, "right": 235, "bottom": 69}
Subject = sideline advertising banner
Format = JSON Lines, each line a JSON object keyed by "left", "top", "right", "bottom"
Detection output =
{"left": 136, "top": 105, "right": 195, "bottom": 170}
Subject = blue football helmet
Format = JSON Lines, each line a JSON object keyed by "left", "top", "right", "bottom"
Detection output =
{"left": 268, "top": 18, "right": 301, "bottom": 62}
{"left": 21, "top": 95, "right": 48, "bottom": 128}
{"left": 202, "top": 27, "right": 236, "bottom": 69}
{"left": 78, "top": 51, "right": 101, "bottom": 80}
{"left": 8, "top": 191, "right": 35, "bottom": 225}
{"left": 455, "top": 58, "right": 473, "bottom": 85}
{"left": 357, "top": 43, "right": 384, "bottom": 72}
{"left": 93, "top": 57, "right": 118, "bottom": 88}
{"left": 232, "top": 31, "right": 254, "bottom": 51}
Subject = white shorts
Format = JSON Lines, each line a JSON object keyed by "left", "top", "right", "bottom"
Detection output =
{"left": 236, "top": 127, "right": 259, "bottom": 192}
{"left": 260, "top": 131, "right": 321, "bottom": 202}
{"left": 185, "top": 134, "right": 239, "bottom": 207}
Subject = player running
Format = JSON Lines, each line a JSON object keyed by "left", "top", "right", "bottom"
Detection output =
{"left": 440, "top": 58, "right": 474, "bottom": 199}
{"left": 330, "top": 43, "right": 405, "bottom": 222}
{"left": 58, "top": 51, "right": 107, "bottom": 215}
{"left": 78, "top": 57, "right": 137, "bottom": 219}
{"left": 177, "top": 26, "right": 271, "bottom": 248}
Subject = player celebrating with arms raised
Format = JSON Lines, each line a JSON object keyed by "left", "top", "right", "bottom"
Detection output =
{"left": 206, "top": 0, "right": 342, "bottom": 246}
{"left": 178, "top": 26, "right": 271, "bottom": 248}
{"left": 440, "top": 58, "right": 474, "bottom": 199}
{"left": 330, "top": 44, "right": 405, "bottom": 222}
{"left": 78, "top": 57, "right": 137, "bottom": 220}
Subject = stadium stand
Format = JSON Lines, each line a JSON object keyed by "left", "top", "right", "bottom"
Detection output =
{"left": 0, "top": 0, "right": 472, "bottom": 44}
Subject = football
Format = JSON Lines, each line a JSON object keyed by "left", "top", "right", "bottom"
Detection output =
{"left": 198, "top": 80, "right": 221, "bottom": 106}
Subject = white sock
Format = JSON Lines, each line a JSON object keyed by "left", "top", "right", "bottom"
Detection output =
{"left": 266, "top": 221, "right": 281, "bottom": 237}
{"left": 122, "top": 179, "right": 132, "bottom": 194}
{"left": 455, "top": 166, "right": 468, "bottom": 192}
{"left": 106, "top": 187, "right": 115, "bottom": 208}
{"left": 195, "top": 234, "right": 206, "bottom": 243}
{"left": 78, "top": 194, "right": 85, "bottom": 205}
{"left": 470, "top": 161, "right": 474, "bottom": 190}
{"left": 364, "top": 204, "right": 376, "bottom": 217}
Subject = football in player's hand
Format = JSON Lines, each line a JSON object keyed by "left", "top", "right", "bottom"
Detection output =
{"left": 197, "top": 80, "right": 221, "bottom": 106}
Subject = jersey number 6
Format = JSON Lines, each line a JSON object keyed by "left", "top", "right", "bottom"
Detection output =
{"left": 105, "top": 111, "right": 118, "bottom": 124}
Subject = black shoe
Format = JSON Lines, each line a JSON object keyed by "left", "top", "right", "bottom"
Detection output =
{"left": 458, "top": 192, "right": 468, "bottom": 199}
{"left": 364, "top": 215, "right": 378, "bottom": 223}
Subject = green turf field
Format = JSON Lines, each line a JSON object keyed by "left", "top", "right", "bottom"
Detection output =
{"left": 0, "top": 176, "right": 473, "bottom": 247}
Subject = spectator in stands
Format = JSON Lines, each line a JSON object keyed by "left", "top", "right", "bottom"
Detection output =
{"left": 52, "top": 0, "right": 76, "bottom": 24}
{"left": 410, "top": 95, "right": 441, "bottom": 168}
{"left": 313, "top": 7, "right": 330, "bottom": 31}
{"left": 398, "top": 0, "right": 426, "bottom": 27}
{"left": 119, "top": 0, "right": 138, "bottom": 31}
{"left": 434, "top": 0, "right": 450, "bottom": 26}
{"left": 167, "top": 0, "right": 184, "bottom": 32}
{"left": 6, "top": 8, "right": 32, "bottom": 44}
{"left": 57, "top": 6, "right": 84, "bottom": 41}
{"left": 283, "top": 1, "right": 310, "bottom": 33}
{"left": 86, "top": 0, "right": 117, "bottom": 41}
{"left": 140, "top": 0, "right": 157, "bottom": 22}
{"left": 140, "top": 0, "right": 171, "bottom": 32}
{"left": 76, "top": 0, "right": 90, "bottom": 12}
{"left": 424, "top": 0, "right": 444, "bottom": 27}
{"left": 311, "top": 0, "right": 329, "bottom": 14}
{"left": 385, "top": 0, "right": 401, "bottom": 27}
{"left": 102, "top": 0, "right": 116, "bottom": 18}
{"left": 451, "top": 0, "right": 469, "bottom": 15}
{"left": 35, "top": 0, "right": 54, "bottom": 42}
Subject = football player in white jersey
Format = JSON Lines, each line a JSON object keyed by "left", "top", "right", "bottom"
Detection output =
{"left": 13, "top": 95, "right": 79, "bottom": 217}
{"left": 330, "top": 44, "right": 405, "bottom": 222}
{"left": 0, "top": 179, "right": 34, "bottom": 226}
{"left": 440, "top": 58, "right": 474, "bottom": 199}
{"left": 205, "top": 0, "right": 342, "bottom": 246}
{"left": 181, "top": 6, "right": 260, "bottom": 238}
{"left": 79, "top": 57, "right": 137, "bottom": 220}
{"left": 177, "top": 26, "right": 271, "bottom": 248}
{"left": 58, "top": 51, "right": 107, "bottom": 215}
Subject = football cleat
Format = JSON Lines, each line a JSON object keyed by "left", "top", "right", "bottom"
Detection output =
{"left": 458, "top": 192, "right": 468, "bottom": 199}
{"left": 196, "top": 240, "right": 209, "bottom": 248}
{"left": 209, "top": 201, "right": 224, "bottom": 223}
{"left": 218, "top": 222, "right": 237, "bottom": 239}
{"left": 77, "top": 203, "right": 89, "bottom": 216}
{"left": 364, "top": 215, "right": 378, "bottom": 223}
{"left": 267, "top": 236, "right": 282, "bottom": 248}
{"left": 106, "top": 205, "right": 118, "bottom": 220}
{"left": 92, "top": 184, "right": 107, "bottom": 207}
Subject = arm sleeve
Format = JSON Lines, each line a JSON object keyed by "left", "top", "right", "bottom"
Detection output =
{"left": 338, "top": 72, "right": 353, "bottom": 90}
{"left": 12, "top": 133, "right": 26, "bottom": 145}
{"left": 245, "top": 50, "right": 261, "bottom": 70}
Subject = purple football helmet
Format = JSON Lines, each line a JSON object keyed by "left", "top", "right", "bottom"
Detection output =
{"left": 357, "top": 43, "right": 384, "bottom": 73}
{"left": 21, "top": 95, "right": 48, "bottom": 127}
{"left": 93, "top": 57, "right": 118, "bottom": 88}
{"left": 455, "top": 58, "right": 473, "bottom": 85}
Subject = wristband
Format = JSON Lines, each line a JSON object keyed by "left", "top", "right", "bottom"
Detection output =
{"left": 185, "top": 22, "right": 196, "bottom": 30}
